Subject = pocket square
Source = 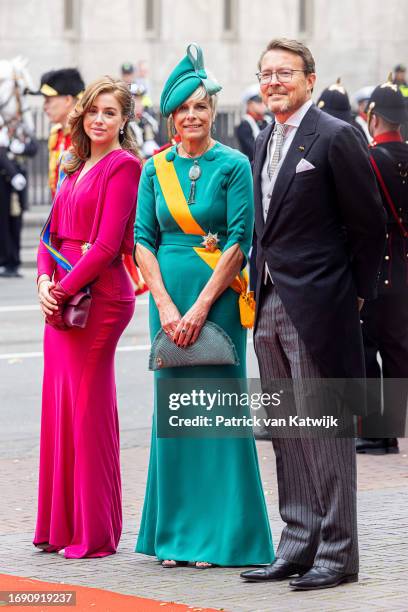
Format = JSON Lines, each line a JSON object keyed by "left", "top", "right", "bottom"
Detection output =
{"left": 296, "top": 158, "right": 316, "bottom": 173}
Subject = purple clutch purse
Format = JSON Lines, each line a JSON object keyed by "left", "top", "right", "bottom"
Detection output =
{"left": 63, "top": 287, "right": 92, "bottom": 329}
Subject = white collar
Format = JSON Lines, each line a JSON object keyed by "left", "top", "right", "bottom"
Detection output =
{"left": 276, "top": 99, "right": 313, "bottom": 129}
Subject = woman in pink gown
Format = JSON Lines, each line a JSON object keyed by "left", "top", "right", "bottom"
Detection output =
{"left": 34, "top": 77, "right": 141, "bottom": 559}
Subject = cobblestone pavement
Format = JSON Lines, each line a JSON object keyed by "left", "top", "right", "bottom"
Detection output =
{"left": 1, "top": 439, "right": 408, "bottom": 612}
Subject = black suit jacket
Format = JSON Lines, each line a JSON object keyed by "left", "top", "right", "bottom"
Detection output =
{"left": 253, "top": 104, "right": 386, "bottom": 378}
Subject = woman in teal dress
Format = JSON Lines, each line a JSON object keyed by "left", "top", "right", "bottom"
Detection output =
{"left": 134, "top": 44, "right": 274, "bottom": 568}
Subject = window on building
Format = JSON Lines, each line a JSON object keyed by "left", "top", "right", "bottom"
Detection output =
{"left": 64, "top": 0, "right": 75, "bottom": 31}
{"left": 145, "top": 0, "right": 160, "bottom": 37}
{"left": 223, "top": 0, "right": 238, "bottom": 37}
{"left": 299, "top": 0, "right": 313, "bottom": 35}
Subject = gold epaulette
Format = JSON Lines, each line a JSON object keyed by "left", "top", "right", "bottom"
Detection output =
{"left": 48, "top": 124, "right": 61, "bottom": 151}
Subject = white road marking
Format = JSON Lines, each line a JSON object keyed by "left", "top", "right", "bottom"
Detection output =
{"left": 0, "top": 305, "right": 39, "bottom": 313}
{"left": 0, "top": 337, "right": 253, "bottom": 361}
{"left": 0, "top": 343, "right": 151, "bottom": 361}
{"left": 0, "top": 298, "right": 149, "bottom": 314}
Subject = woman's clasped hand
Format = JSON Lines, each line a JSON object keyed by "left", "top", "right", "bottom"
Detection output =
{"left": 172, "top": 299, "right": 210, "bottom": 347}
{"left": 38, "top": 277, "right": 71, "bottom": 330}
{"left": 37, "top": 277, "right": 57, "bottom": 317}
{"left": 159, "top": 297, "right": 210, "bottom": 347}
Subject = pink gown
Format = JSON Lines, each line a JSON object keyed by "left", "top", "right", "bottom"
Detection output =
{"left": 34, "top": 149, "right": 141, "bottom": 558}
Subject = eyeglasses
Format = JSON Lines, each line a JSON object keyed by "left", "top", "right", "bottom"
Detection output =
{"left": 256, "top": 69, "right": 306, "bottom": 85}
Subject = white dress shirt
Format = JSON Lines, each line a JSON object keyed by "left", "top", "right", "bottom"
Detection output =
{"left": 261, "top": 98, "right": 314, "bottom": 282}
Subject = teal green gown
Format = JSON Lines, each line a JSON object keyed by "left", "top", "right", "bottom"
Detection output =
{"left": 134, "top": 142, "right": 274, "bottom": 566}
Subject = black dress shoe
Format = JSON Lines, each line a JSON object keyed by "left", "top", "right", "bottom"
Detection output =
{"left": 240, "top": 558, "right": 310, "bottom": 582}
{"left": 385, "top": 438, "right": 399, "bottom": 453}
{"left": 289, "top": 566, "right": 358, "bottom": 590}
{"left": 356, "top": 438, "right": 399, "bottom": 455}
{"left": 0, "top": 267, "right": 22, "bottom": 278}
{"left": 254, "top": 428, "right": 271, "bottom": 441}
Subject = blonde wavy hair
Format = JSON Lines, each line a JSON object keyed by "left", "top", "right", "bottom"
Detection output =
{"left": 64, "top": 76, "right": 141, "bottom": 174}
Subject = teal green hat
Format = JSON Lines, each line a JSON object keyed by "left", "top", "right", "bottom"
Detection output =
{"left": 160, "top": 43, "right": 222, "bottom": 117}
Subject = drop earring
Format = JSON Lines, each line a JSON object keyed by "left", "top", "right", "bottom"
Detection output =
{"left": 120, "top": 127, "right": 124, "bottom": 135}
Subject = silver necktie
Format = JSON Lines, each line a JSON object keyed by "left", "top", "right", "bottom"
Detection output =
{"left": 267, "top": 123, "right": 287, "bottom": 180}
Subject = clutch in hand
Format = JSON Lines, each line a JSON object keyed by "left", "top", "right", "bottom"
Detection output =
{"left": 63, "top": 287, "right": 92, "bottom": 328}
{"left": 149, "top": 321, "right": 239, "bottom": 371}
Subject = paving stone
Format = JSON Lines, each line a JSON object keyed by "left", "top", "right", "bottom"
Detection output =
{"left": 1, "top": 439, "right": 407, "bottom": 611}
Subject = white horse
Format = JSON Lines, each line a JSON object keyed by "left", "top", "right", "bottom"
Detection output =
{"left": 0, "top": 56, "right": 35, "bottom": 147}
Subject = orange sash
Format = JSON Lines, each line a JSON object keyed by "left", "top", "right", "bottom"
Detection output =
{"left": 153, "top": 149, "right": 255, "bottom": 328}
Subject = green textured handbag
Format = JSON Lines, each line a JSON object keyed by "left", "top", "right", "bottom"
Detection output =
{"left": 149, "top": 321, "right": 240, "bottom": 371}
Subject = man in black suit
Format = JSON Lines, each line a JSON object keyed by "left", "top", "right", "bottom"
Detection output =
{"left": 240, "top": 38, "right": 386, "bottom": 591}
{"left": 357, "top": 79, "right": 408, "bottom": 454}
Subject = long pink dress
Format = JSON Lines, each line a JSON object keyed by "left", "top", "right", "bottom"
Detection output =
{"left": 34, "top": 149, "right": 141, "bottom": 558}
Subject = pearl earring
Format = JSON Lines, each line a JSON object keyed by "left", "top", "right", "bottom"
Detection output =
{"left": 120, "top": 127, "right": 124, "bottom": 135}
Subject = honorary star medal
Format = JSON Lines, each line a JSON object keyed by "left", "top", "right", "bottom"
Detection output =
{"left": 201, "top": 231, "right": 219, "bottom": 252}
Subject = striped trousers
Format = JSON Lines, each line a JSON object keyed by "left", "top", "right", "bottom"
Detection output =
{"left": 254, "top": 282, "right": 359, "bottom": 573}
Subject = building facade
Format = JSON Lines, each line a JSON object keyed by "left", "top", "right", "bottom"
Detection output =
{"left": 1, "top": 0, "right": 407, "bottom": 107}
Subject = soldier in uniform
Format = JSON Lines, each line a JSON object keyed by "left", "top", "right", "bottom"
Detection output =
{"left": 357, "top": 76, "right": 408, "bottom": 454}
{"left": 353, "top": 86, "right": 375, "bottom": 143}
{"left": 38, "top": 68, "right": 84, "bottom": 197}
{"left": 120, "top": 61, "right": 135, "bottom": 85}
{"left": 129, "top": 83, "right": 159, "bottom": 159}
{"left": 393, "top": 64, "right": 408, "bottom": 139}
{"left": 236, "top": 86, "right": 271, "bottom": 162}
{"left": 0, "top": 128, "right": 38, "bottom": 277}
{"left": 0, "top": 148, "right": 28, "bottom": 277}
{"left": 317, "top": 78, "right": 367, "bottom": 141}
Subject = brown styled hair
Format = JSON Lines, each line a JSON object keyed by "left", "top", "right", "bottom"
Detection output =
{"left": 258, "top": 38, "right": 316, "bottom": 74}
{"left": 64, "top": 76, "right": 141, "bottom": 174}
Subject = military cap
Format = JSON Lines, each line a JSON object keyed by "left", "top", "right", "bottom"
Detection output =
{"left": 242, "top": 84, "right": 262, "bottom": 104}
{"left": 121, "top": 62, "right": 134, "bottom": 75}
{"left": 353, "top": 86, "right": 375, "bottom": 105}
{"left": 317, "top": 79, "right": 351, "bottom": 122}
{"left": 38, "top": 68, "right": 84, "bottom": 97}
{"left": 366, "top": 74, "right": 408, "bottom": 125}
{"left": 130, "top": 83, "right": 147, "bottom": 96}
{"left": 160, "top": 43, "right": 222, "bottom": 117}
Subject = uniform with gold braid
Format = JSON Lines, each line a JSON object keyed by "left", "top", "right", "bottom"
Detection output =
{"left": 48, "top": 125, "right": 71, "bottom": 197}
{"left": 37, "top": 68, "right": 85, "bottom": 198}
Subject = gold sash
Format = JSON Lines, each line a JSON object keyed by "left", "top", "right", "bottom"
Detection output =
{"left": 153, "top": 149, "right": 255, "bottom": 328}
